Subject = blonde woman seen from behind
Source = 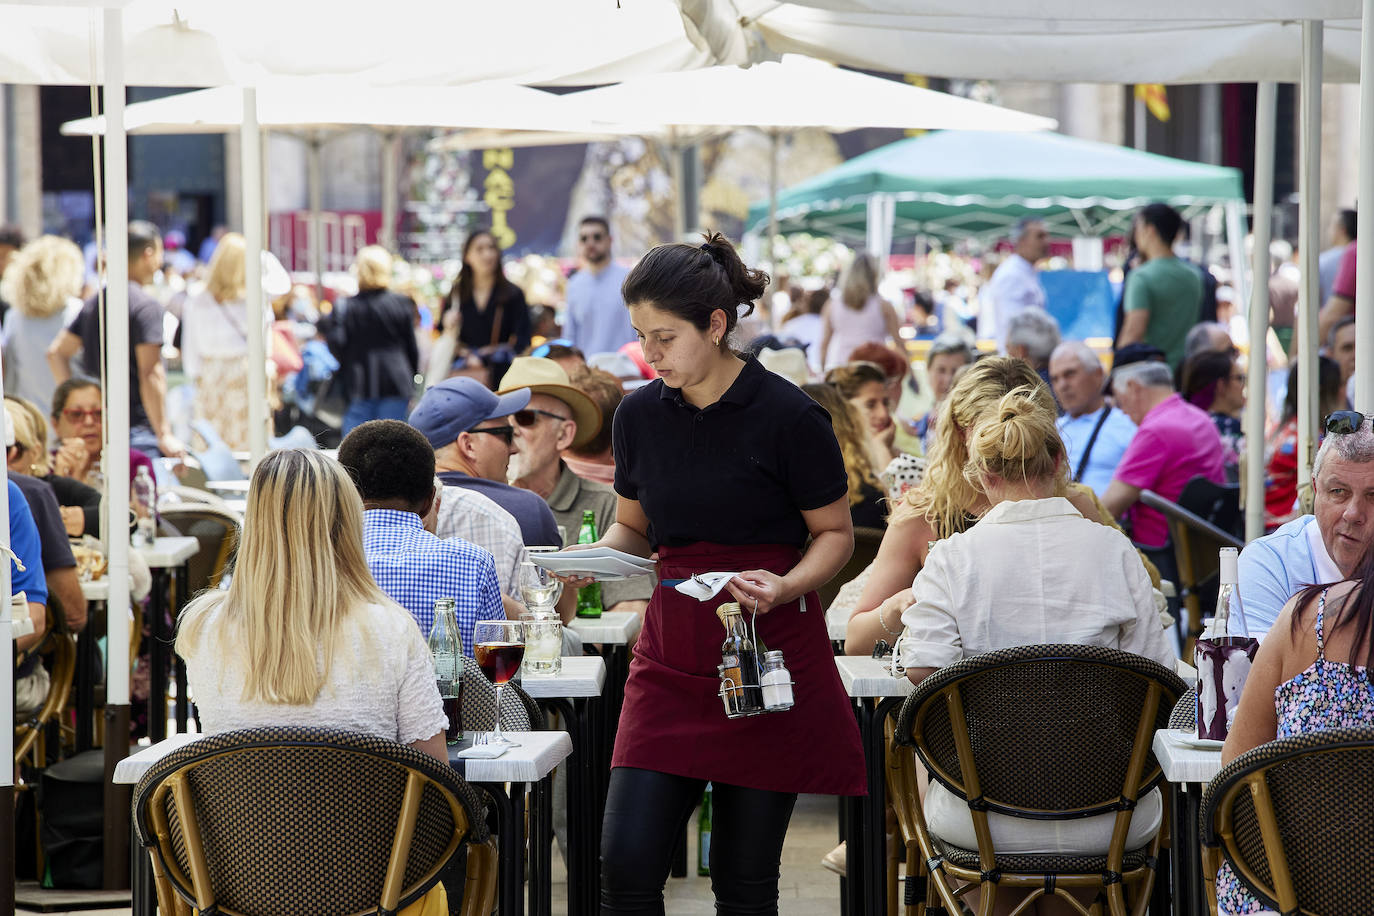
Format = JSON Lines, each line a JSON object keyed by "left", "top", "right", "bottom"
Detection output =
{"left": 177, "top": 449, "right": 448, "bottom": 762}
{"left": 1, "top": 235, "right": 85, "bottom": 408}
{"left": 819, "top": 253, "right": 902, "bottom": 371}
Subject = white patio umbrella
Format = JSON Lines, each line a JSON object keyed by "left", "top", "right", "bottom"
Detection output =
{"left": 562, "top": 54, "right": 1057, "bottom": 249}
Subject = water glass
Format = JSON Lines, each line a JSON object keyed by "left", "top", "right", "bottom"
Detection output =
{"left": 524, "top": 614, "right": 563, "bottom": 676}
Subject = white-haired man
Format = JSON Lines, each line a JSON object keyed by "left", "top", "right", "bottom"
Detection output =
{"left": 1049, "top": 341, "right": 1138, "bottom": 498}
{"left": 1101, "top": 360, "right": 1225, "bottom": 551}
{"left": 983, "top": 218, "right": 1047, "bottom": 352}
{"left": 1238, "top": 413, "right": 1374, "bottom": 639}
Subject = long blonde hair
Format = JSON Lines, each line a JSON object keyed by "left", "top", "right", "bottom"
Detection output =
{"left": 176, "top": 449, "right": 392, "bottom": 704}
{"left": 205, "top": 232, "right": 246, "bottom": 304}
{"left": 804, "top": 383, "right": 880, "bottom": 508}
{"left": 892, "top": 357, "right": 1067, "bottom": 538}
{"left": 964, "top": 386, "right": 1065, "bottom": 489}
{"left": 5, "top": 396, "right": 52, "bottom": 476}
{"left": 839, "top": 253, "right": 879, "bottom": 310}
{"left": 0, "top": 235, "right": 84, "bottom": 319}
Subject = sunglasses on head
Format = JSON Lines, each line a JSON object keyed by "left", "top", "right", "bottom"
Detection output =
{"left": 468, "top": 425, "right": 515, "bottom": 444}
{"left": 1325, "top": 410, "right": 1373, "bottom": 435}
{"left": 513, "top": 408, "right": 569, "bottom": 427}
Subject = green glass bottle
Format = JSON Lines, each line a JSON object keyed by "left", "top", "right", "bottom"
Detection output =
{"left": 697, "top": 784, "right": 712, "bottom": 876}
{"left": 575, "top": 509, "right": 603, "bottom": 618}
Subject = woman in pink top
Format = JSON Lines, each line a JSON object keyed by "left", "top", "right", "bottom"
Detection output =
{"left": 820, "top": 254, "right": 903, "bottom": 370}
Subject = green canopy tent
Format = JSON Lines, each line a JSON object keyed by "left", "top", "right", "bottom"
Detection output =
{"left": 747, "top": 129, "right": 1246, "bottom": 252}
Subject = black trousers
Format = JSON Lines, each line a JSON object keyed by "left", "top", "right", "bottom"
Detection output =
{"left": 600, "top": 766, "right": 798, "bottom": 916}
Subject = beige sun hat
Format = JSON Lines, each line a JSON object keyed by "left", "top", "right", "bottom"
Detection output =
{"left": 497, "top": 356, "right": 603, "bottom": 449}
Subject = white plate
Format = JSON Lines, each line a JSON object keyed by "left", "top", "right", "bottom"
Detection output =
{"left": 529, "top": 554, "right": 654, "bottom": 581}
{"left": 575, "top": 546, "right": 656, "bottom": 569}
{"left": 1172, "top": 731, "right": 1226, "bottom": 750}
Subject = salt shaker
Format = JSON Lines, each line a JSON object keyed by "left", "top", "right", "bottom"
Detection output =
{"left": 760, "top": 650, "right": 794, "bottom": 711}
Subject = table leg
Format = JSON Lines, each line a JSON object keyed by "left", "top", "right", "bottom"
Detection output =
{"left": 1182, "top": 782, "right": 1205, "bottom": 916}
{"left": 862, "top": 698, "right": 902, "bottom": 916}
{"left": 1150, "top": 827, "right": 1171, "bottom": 916}
{"left": 147, "top": 570, "right": 169, "bottom": 743}
{"left": 483, "top": 782, "right": 527, "bottom": 916}
{"left": 173, "top": 566, "right": 189, "bottom": 733}
{"left": 75, "top": 621, "right": 97, "bottom": 751}
{"left": 539, "top": 696, "right": 599, "bottom": 916}
{"left": 130, "top": 822, "right": 155, "bottom": 916}
{"left": 845, "top": 698, "right": 868, "bottom": 916}
{"left": 529, "top": 774, "right": 554, "bottom": 916}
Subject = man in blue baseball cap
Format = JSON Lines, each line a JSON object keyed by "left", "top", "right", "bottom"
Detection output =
{"left": 409, "top": 377, "right": 560, "bottom": 547}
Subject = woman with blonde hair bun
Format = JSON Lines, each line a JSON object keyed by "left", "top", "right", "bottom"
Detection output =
{"left": 1, "top": 234, "right": 85, "bottom": 407}
{"left": 844, "top": 357, "right": 1156, "bottom": 655}
{"left": 177, "top": 449, "right": 447, "bottom": 760}
{"left": 893, "top": 385, "right": 1172, "bottom": 881}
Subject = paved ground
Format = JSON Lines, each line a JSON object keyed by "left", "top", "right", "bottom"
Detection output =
{"left": 34, "top": 793, "right": 844, "bottom": 915}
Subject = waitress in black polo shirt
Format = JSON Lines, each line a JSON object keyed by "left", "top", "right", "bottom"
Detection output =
{"left": 575, "top": 233, "right": 865, "bottom": 914}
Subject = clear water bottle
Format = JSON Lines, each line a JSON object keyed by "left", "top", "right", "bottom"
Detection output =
{"left": 131, "top": 466, "right": 157, "bottom": 547}
{"left": 429, "top": 598, "right": 463, "bottom": 744}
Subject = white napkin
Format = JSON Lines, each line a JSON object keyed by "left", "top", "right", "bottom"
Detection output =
{"left": 673, "top": 572, "right": 738, "bottom": 601}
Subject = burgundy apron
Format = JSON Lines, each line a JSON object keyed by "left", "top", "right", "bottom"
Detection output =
{"left": 612, "top": 541, "right": 866, "bottom": 796}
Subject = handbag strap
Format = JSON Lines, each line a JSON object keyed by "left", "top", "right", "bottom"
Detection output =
{"left": 1072, "top": 405, "right": 1113, "bottom": 483}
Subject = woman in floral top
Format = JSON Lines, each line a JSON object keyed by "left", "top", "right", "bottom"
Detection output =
{"left": 1216, "top": 543, "right": 1374, "bottom": 914}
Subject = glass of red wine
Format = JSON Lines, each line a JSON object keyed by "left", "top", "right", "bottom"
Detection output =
{"left": 473, "top": 619, "right": 526, "bottom": 748}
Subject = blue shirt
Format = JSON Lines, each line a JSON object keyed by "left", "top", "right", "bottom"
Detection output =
{"left": 1056, "top": 405, "right": 1138, "bottom": 498}
{"left": 9, "top": 479, "right": 47, "bottom": 605}
{"left": 437, "top": 471, "right": 561, "bottom": 548}
{"left": 361, "top": 509, "right": 503, "bottom": 657}
{"left": 563, "top": 262, "right": 635, "bottom": 356}
{"left": 1237, "top": 515, "right": 1339, "bottom": 641}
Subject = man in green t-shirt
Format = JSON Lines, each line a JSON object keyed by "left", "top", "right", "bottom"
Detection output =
{"left": 1117, "top": 203, "right": 1204, "bottom": 370}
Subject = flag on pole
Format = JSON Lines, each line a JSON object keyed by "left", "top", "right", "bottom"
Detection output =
{"left": 1134, "top": 84, "right": 1171, "bottom": 122}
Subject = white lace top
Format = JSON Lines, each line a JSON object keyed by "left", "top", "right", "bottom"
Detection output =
{"left": 183, "top": 601, "right": 447, "bottom": 747}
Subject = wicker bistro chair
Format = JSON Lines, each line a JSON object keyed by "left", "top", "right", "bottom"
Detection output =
{"left": 1167, "top": 685, "right": 1198, "bottom": 732}
{"left": 892, "top": 644, "right": 1187, "bottom": 916}
{"left": 132, "top": 726, "right": 497, "bottom": 916}
{"left": 1201, "top": 727, "right": 1374, "bottom": 916}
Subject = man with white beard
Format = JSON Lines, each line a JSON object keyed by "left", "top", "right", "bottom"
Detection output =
{"left": 501, "top": 356, "right": 652, "bottom": 618}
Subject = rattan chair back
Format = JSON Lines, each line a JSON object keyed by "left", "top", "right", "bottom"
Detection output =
{"left": 1168, "top": 685, "right": 1198, "bottom": 731}
{"left": 15, "top": 606, "right": 77, "bottom": 765}
{"left": 1140, "top": 488, "right": 1243, "bottom": 655}
{"left": 893, "top": 644, "right": 1186, "bottom": 915}
{"left": 460, "top": 663, "right": 533, "bottom": 732}
{"left": 1202, "top": 726, "right": 1374, "bottom": 916}
{"left": 132, "top": 726, "right": 489, "bottom": 916}
{"left": 158, "top": 506, "right": 240, "bottom": 595}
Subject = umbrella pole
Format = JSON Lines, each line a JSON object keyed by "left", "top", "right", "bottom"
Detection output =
{"left": 381, "top": 130, "right": 399, "bottom": 253}
{"left": 1296, "top": 21, "right": 1323, "bottom": 512}
{"left": 243, "top": 88, "right": 267, "bottom": 462}
{"left": 1357, "top": 0, "right": 1374, "bottom": 412}
{"left": 767, "top": 129, "right": 779, "bottom": 271}
{"left": 1245, "top": 82, "right": 1277, "bottom": 543}
{"left": 100, "top": 6, "right": 134, "bottom": 892}
{"left": 308, "top": 133, "right": 324, "bottom": 301}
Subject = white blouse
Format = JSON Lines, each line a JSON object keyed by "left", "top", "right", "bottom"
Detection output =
{"left": 898, "top": 496, "right": 1174, "bottom": 672}
{"left": 183, "top": 600, "right": 447, "bottom": 747}
{"left": 179, "top": 287, "right": 268, "bottom": 378}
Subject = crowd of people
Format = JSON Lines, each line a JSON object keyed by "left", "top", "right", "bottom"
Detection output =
{"left": 2, "top": 193, "right": 1370, "bottom": 916}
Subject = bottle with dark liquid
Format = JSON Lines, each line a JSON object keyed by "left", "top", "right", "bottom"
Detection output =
{"left": 717, "top": 602, "right": 763, "bottom": 716}
{"left": 428, "top": 598, "right": 463, "bottom": 744}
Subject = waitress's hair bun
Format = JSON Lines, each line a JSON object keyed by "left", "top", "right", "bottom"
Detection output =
{"left": 963, "top": 386, "right": 1064, "bottom": 486}
{"left": 621, "top": 232, "right": 768, "bottom": 346}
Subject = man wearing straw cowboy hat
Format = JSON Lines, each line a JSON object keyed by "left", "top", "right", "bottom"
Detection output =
{"left": 500, "top": 356, "right": 652, "bottom": 619}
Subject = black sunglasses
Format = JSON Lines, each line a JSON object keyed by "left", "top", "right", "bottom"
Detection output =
{"left": 513, "top": 408, "right": 569, "bottom": 427}
{"left": 468, "top": 425, "right": 515, "bottom": 444}
{"left": 1325, "top": 410, "right": 1373, "bottom": 435}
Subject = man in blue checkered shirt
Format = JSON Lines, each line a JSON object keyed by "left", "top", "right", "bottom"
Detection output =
{"left": 338, "top": 420, "right": 504, "bottom": 656}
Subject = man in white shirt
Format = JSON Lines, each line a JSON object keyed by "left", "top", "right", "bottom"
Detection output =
{"left": 983, "top": 218, "right": 1048, "bottom": 351}
{"left": 1049, "top": 341, "right": 1138, "bottom": 498}
{"left": 1238, "top": 417, "right": 1374, "bottom": 639}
